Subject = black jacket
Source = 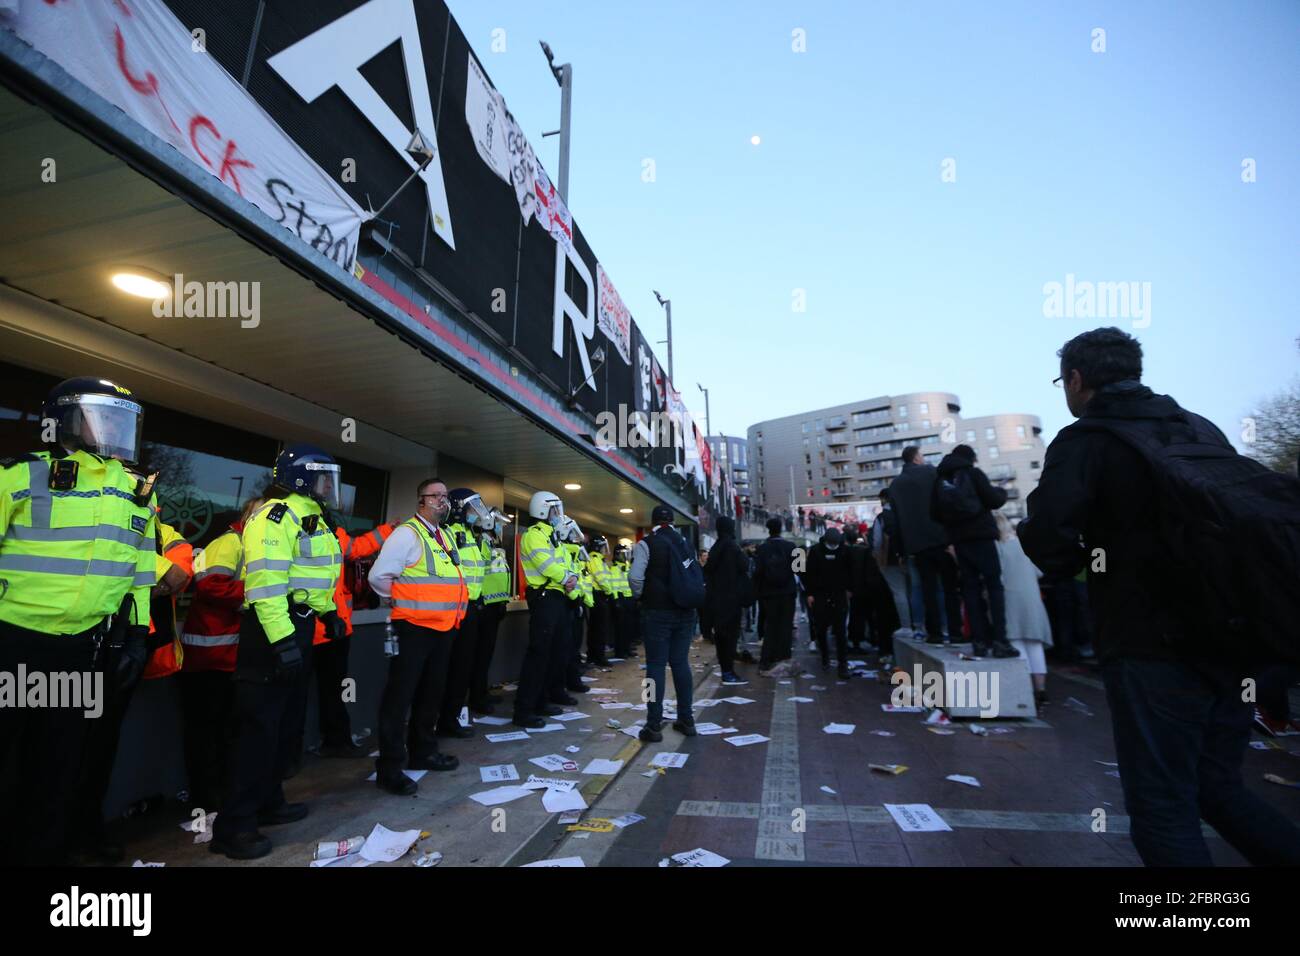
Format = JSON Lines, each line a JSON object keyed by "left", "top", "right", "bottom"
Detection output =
{"left": 803, "top": 541, "right": 851, "bottom": 597}
{"left": 888, "top": 462, "right": 947, "bottom": 554}
{"left": 931, "top": 454, "right": 1007, "bottom": 542}
{"left": 753, "top": 535, "right": 797, "bottom": 597}
{"left": 703, "top": 530, "right": 746, "bottom": 617}
{"left": 1018, "top": 382, "right": 1231, "bottom": 663}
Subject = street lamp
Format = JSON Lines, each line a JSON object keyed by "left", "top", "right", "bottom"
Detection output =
{"left": 697, "top": 382, "right": 711, "bottom": 438}
{"left": 653, "top": 289, "right": 673, "bottom": 381}
{"left": 539, "top": 41, "right": 572, "bottom": 204}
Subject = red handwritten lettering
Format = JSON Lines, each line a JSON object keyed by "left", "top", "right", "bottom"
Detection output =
{"left": 113, "top": 25, "right": 181, "bottom": 134}
{"left": 218, "top": 140, "right": 255, "bottom": 196}
{"left": 189, "top": 115, "right": 218, "bottom": 168}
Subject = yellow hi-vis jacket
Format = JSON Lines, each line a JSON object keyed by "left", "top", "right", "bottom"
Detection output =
{"left": 563, "top": 542, "right": 592, "bottom": 607}
{"left": 0, "top": 449, "right": 156, "bottom": 635}
{"left": 607, "top": 560, "right": 633, "bottom": 598}
{"left": 241, "top": 493, "right": 340, "bottom": 642}
{"left": 446, "top": 522, "right": 486, "bottom": 601}
{"left": 521, "top": 521, "right": 569, "bottom": 593}
{"left": 586, "top": 552, "right": 617, "bottom": 597}
{"left": 481, "top": 546, "right": 512, "bottom": 605}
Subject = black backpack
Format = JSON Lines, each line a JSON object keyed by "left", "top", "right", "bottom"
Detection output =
{"left": 933, "top": 469, "right": 982, "bottom": 524}
{"left": 1079, "top": 416, "right": 1300, "bottom": 665}
{"left": 662, "top": 529, "right": 706, "bottom": 609}
{"left": 760, "top": 539, "right": 795, "bottom": 592}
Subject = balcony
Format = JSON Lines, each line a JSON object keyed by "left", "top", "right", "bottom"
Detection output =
{"left": 826, "top": 416, "right": 847, "bottom": 430}
{"left": 829, "top": 450, "right": 852, "bottom": 463}
{"left": 833, "top": 488, "right": 855, "bottom": 498}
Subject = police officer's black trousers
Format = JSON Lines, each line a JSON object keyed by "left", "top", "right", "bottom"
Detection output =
{"left": 179, "top": 669, "right": 235, "bottom": 810}
{"left": 515, "top": 589, "right": 565, "bottom": 720}
{"left": 611, "top": 597, "right": 632, "bottom": 658}
{"left": 313, "top": 634, "right": 353, "bottom": 748}
{"left": 555, "top": 603, "right": 582, "bottom": 696}
{"left": 69, "top": 642, "right": 137, "bottom": 850}
{"left": 847, "top": 591, "right": 870, "bottom": 648}
{"left": 438, "top": 599, "right": 481, "bottom": 731}
{"left": 214, "top": 608, "right": 315, "bottom": 840}
{"left": 376, "top": 621, "right": 453, "bottom": 774}
{"left": 471, "top": 602, "right": 505, "bottom": 706}
{"left": 0, "top": 622, "right": 99, "bottom": 865}
{"left": 587, "top": 594, "right": 610, "bottom": 664}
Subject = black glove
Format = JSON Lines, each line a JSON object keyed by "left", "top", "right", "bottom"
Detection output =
{"left": 272, "top": 636, "right": 304, "bottom": 684}
{"left": 320, "top": 610, "right": 347, "bottom": 641}
{"left": 114, "top": 626, "right": 149, "bottom": 692}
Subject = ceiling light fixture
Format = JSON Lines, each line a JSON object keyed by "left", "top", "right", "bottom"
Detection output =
{"left": 564, "top": 483, "right": 581, "bottom": 491}
{"left": 110, "top": 269, "right": 170, "bottom": 300}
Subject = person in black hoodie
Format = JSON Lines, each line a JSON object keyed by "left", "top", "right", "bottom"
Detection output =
{"left": 931, "top": 445, "right": 1019, "bottom": 658}
{"left": 704, "top": 516, "right": 748, "bottom": 683}
{"left": 1020, "top": 327, "right": 1300, "bottom": 866}
{"left": 753, "top": 517, "right": 797, "bottom": 675}
{"left": 803, "top": 527, "right": 852, "bottom": 677}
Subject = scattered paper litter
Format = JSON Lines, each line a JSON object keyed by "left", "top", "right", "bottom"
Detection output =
{"left": 485, "top": 731, "right": 531, "bottom": 743}
{"left": 525, "top": 723, "right": 566, "bottom": 733}
{"left": 565, "top": 745, "right": 580, "bottom": 753}
{"left": 882, "top": 704, "right": 924, "bottom": 713}
{"left": 1263, "top": 773, "right": 1300, "bottom": 789}
{"left": 469, "top": 785, "right": 534, "bottom": 806}
{"left": 542, "top": 787, "right": 588, "bottom": 813}
{"left": 659, "top": 847, "right": 730, "bottom": 867}
{"left": 823, "top": 723, "right": 856, "bottom": 735}
{"left": 846, "top": 660, "right": 866, "bottom": 668}
{"left": 412, "top": 850, "right": 443, "bottom": 867}
{"left": 523, "top": 856, "right": 586, "bottom": 867}
{"left": 1094, "top": 760, "right": 1120, "bottom": 767}
{"left": 359, "top": 823, "right": 422, "bottom": 862}
{"left": 552, "top": 711, "right": 588, "bottom": 721}
{"left": 586, "top": 688, "right": 618, "bottom": 694}
{"left": 778, "top": 680, "right": 792, "bottom": 685}
{"left": 787, "top": 696, "right": 815, "bottom": 703}
{"left": 723, "top": 734, "right": 769, "bottom": 747}
{"left": 1063, "top": 697, "right": 1095, "bottom": 717}
{"left": 473, "top": 715, "right": 512, "bottom": 726}
{"left": 969, "top": 723, "right": 989, "bottom": 736}
{"left": 366, "top": 769, "right": 427, "bottom": 782}
{"left": 926, "top": 727, "right": 956, "bottom": 736}
{"left": 529, "top": 754, "right": 572, "bottom": 772}
{"left": 800, "top": 672, "right": 816, "bottom": 679}
{"left": 620, "top": 723, "right": 645, "bottom": 738}
{"left": 884, "top": 803, "right": 951, "bottom": 833}
{"left": 649, "top": 752, "right": 689, "bottom": 769}
{"left": 479, "top": 764, "right": 519, "bottom": 783}
{"left": 698, "top": 724, "right": 739, "bottom": 735}
{"left": 819, "top": 785, "right": 837, "bottom": 795}
{"left": 132, "top": 860, "right": 164, "bottom": 867}
{"left": 946, "top": 774, "right": 982, "bottom": 788}
{"left": 558, "top": 810, "right": 582, "bottom": 824}
{"left": 581, "top": 758, "right": 625, "bottom": 775}
{"left": 610, "top": 812, "right": 646, "bottom": 828}
{"left": 180, "top": 811, "right": 218, "bottom": 844}
{"left": 924, "top": 710, "right": 950, "bottom": 726}
{"left": 810, "top": 685, "right": 828, "bottom": 691}
{"left": 600, "top": 702, "right": 633, "bottom": 710}
{"left": 869, "top": 763, "right": 908, "bottom": 775}
{"left": 720, "top": 696, "right": 756, "bottom": 705}
{"left": 868, "top": 730, "right": 896, "bottom": 737}
{"left": 693, "top": 699, "right": 722, "bottom": 708}
{"left": 521, "top": 775, "right": 577, "bottom": 792}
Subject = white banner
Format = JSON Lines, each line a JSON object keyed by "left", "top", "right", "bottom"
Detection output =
{"left": 595, "top": 263, "right": 632, "bottom": 364}
{"left": 2, "top": 0, "right": 365, "bottom": 270}
{"left": 464, "top": 51, "right": 572, "bottom": 253}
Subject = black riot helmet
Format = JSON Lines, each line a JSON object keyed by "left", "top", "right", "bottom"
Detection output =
{"left": 448, "top": 488, "right": 492, "bottom": 528}
{"left": 273, "top": 444, "right": 341, "bottom": 511}
{"left": 42, "top": 377, "right": 145, "bottom": 464}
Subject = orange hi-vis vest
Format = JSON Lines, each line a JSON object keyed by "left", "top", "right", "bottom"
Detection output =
{"left": 312, "top": 523, "right": 395, "bottom": 644}
{"left": 389, "top": 517, "right": 467, "bottom": 632}
{"left": 144, "top": 520, "right": 192, "bottom": 679}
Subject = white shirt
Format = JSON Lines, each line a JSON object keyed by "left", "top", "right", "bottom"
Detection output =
{"left": 369, "top": 514, "right": 447, "bottom": 599}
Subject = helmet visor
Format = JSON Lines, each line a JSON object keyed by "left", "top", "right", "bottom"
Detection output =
{"left": 306, "top": 461, "right": 342, "bottom": 511}
{"left": 61, "top": 393, "right": 143, "bottom": 462}
{"left": 462, "top": 494, "right": 492, "bottom": 527}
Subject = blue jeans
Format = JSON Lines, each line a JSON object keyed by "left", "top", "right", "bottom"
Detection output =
{"left": 642, "top": 608, "right": 696, "bottom": 726}
{"left": 1103, "top": 657, "right": 1300, "bottom": 866}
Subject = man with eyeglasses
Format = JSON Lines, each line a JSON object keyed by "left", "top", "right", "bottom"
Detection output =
{"left": 368, "top": 478, "right": 468, "bottom": 795}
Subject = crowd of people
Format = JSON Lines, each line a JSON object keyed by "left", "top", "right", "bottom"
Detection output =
{"left": 2, "top": 325, "right": 1298, "bottom": 868}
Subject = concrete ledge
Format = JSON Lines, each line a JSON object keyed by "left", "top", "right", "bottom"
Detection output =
{"left": 893, "top": 633, "right": 1037, "bottom": 719}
